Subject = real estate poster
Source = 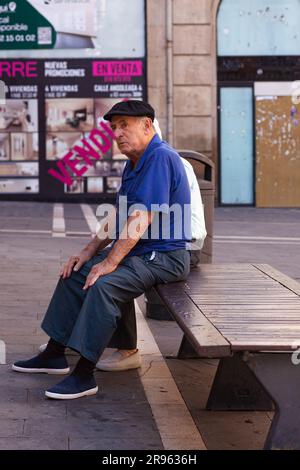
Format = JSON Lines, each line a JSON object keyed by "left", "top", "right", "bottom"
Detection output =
{"left": 0, "top": 58, "right": 146, "bottom": 198}
{"left": 0, "top": 0, "right": 96, "bottom": 49}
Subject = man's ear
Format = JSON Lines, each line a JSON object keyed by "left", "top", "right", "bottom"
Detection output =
{"left": 144, "top": 117, "right": 153, "bottom": 134}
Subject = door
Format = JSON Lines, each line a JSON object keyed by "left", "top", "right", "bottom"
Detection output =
{"left": 220, "top": 87, "right": 254, "bottom": 205}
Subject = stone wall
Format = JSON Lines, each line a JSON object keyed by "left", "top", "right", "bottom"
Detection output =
{"left": 147, "top": 0, "right": 220, "bottom": 166}
{"left": 146, "top": 0, "right": 168, "bottom": 140}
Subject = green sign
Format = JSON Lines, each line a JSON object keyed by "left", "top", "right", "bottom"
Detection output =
{"left": 0, "top": 0, "right": 56, "bottom": 49}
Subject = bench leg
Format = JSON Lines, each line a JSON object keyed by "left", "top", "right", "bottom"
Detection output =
{"left": 206, "top": 354, "right": 274, "bottom": 412}
{"left": 177, "top": 335, "right": 199, "bottom": 359}
{"left": 167, "top": 335, "right": 214, "bottom": 360}
{"left": 246, "top": 353, "right": 300, "bottom": 450}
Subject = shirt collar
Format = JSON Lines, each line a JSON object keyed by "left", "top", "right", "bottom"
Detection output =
{"left": 125, "top": 133, "right": 162, "bottom": 175}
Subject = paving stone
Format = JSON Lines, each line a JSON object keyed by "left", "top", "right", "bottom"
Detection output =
{"left": 4, "top": 371, "right": 57, "bottom": 392}
{"left": 0, "top": 420, "right": 24, "bottom": 438}
{"left": 69, "top": 437, "right": 162, "bottom": 450}
{"left": 0, "top": 386, "right": 28, "bottom": 405}
{"left": 66, "top": 402, "right": 156, "bottom": 423}
{"left": 4, "top": 344, "right": 35, "bottom": 355}
{"left": 23, "top": 415, "right": 158, "bottom": 440}
{"left": 4, "top": 335, "right": 48, "bottom": 345}
{"left": 0, "top": 401, "right": 66, "bottom": 420}
{"left": 0, "top": 326, "right": 37, "bottom": 336}
{"left": 192, "top": 410, "right": 270, "bottom": 451}
{"left": 0, "top": 437, "right": 68, "bottom": 450}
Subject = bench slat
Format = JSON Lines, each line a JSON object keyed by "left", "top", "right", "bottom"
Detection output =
{"left": 202, "top": 304, "right": 300, "bottom": 310}
{"left": 156, "top": 264, "right": 300, "bottom": 354}
{"left": 253, "top": 264, "right": 300, "bottom": 296}
{"left": 156, "top": 284, "right": 231, "bottom": 358}
{"left": 230, "top": 342, "right": 300, "bottom": 352}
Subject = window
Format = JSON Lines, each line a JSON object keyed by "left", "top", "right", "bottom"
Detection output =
{"left": 218, "top": 0, "right": 300, "bottom": 56}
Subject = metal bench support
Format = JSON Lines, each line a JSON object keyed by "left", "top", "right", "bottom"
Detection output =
{"left": 206, "top": 353, "right": 274, "bottom": 412}
{"left": 177, "top": 335, "right": 200, "bottom": 359}
{"left": 207, "top": 353, "right": 300, "bottom": 450}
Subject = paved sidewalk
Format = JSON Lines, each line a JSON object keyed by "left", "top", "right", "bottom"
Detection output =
{"left": 214, "top": 207, "right": 300, "bottom": 281}
{"left": 0, "top": 202, "right": 299, "bottom": 450}
{"left": 0, "top": 235, "right": 164, "bottom": 450}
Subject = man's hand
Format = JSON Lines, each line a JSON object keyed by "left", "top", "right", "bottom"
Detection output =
{"left": 60, "top": 251, "right": 92, "bottom": 279}
{"left": 83, "top": 259, "right": 118, "bottom": 290}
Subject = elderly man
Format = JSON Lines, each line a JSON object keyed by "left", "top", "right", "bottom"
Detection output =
{"left": 94, "top": 119, "right": 207, "bottom": 372}
{"left": 12, "top": 100, "right": 191, "bottom": 400}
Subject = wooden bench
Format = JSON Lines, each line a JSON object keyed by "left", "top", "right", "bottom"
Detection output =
{"left": 155, "top": 263, "right": 300, "bottom": 450}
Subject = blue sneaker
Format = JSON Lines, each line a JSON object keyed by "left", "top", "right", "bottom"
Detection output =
{"left": 45, "top": 374, "right": 98, "bottom": 400}
{"left": 12, "top": 354, "right": 70, "bottom": 375}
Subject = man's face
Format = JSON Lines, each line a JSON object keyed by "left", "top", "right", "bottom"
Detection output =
{"left": 110, "top": 115, "right": 151, "bottom": 158}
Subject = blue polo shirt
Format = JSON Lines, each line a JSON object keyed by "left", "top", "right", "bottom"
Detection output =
{"left": 114, "top": 134, "right": 191, "bottom": 257}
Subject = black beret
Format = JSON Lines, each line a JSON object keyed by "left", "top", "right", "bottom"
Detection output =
{"left": 103, "top": 100, "right": 155, "bottom": 122}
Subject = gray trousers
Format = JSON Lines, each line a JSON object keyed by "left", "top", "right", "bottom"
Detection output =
{"left": 41, "top": 249, "right": 190, "bottom": 363}
{"left": 108, "top": 300, "right": 137, "bottom": 350}
{"left": 115, "top": 247, "right": 199, "bottom": 347}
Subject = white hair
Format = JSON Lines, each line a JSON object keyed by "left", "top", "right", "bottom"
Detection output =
{"left": 153, "top": 118, "right": 163, "bottom": 139}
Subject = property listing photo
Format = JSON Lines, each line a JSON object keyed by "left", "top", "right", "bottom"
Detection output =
{"left": 0, "top": 101, "right": 39, "bottom": 192}
{"left": 94, "top": 98, "right": 121, "bottom": 128}
{"left": 94, "top": 98, "right": 129, "bottom": 160}
{"left": 64, "top": 177, "right": 85, "bottom": 194}
{"left": 87, "top": 177, "right": 104, "bottom": 194}
{"left": 111, "top": 160, "right": 126, "bottom": 176}
{"left": 46, "top": 132, "right": 82, "bottom": 160}
{"left": 0, "top": 162, "right": 39, "bottom": 177}
{"left": 81, "top": 130, "right": 113, "bottom": 160}
{"left": 0, "top": 100, "right": 38, "bottom": 133}
{"left": 0, "top": 134, "right": 10, "bottom": 161}
{"left": 106, "top": 176, "right": 122, "bottom": 193}
{"left": 10, "top": 133, "right": 39, "bottom": 161}
{"left": 84, "top": 160, "right": 112, "bottom": 177}
{"left": 46, "top": 99, "right": 94, "bottom": 132}
{"left": 0, "top": 178, "right": 39, "bottom": 194}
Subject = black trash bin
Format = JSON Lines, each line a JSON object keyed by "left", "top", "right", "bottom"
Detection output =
{"left": 145, "top": 151, "right": 215, "bottom": 320}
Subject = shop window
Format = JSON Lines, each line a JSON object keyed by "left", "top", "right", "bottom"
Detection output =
{"left": 218, "top": 0, "right": 300, "bottom": 56}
